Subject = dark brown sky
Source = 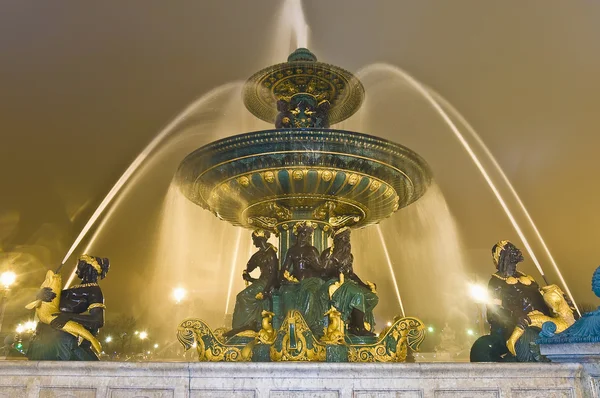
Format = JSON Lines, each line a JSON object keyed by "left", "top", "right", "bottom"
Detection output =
{"left": 1, "top": 1, "right": 599, "bottom": 338}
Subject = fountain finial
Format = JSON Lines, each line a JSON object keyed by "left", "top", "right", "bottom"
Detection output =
{"left": 287, "top": 48, "right": 317, "bottom": 62}
{"left": 243, "top": 48, "right": 364, "bottom": 126}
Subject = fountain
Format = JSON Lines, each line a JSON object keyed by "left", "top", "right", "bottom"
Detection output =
{"left": 174, "top": 48, "right": 431, "bottom": 362}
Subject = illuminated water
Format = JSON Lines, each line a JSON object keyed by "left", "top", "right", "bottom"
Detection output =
{"left": 58, "top": 0, "right": 578, "bottom": 357}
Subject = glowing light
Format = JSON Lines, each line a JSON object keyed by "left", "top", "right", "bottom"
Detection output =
{"left": 386, "top": 321, "right": 392, "bottom": 327}
{"left": 467, "top": 329, "right": 474, "bottom": 336}
{"left": 24, "top": 320, "right": 37, "bottom": 331}
{"left": 0, "top": 271, "right": 16, "bottom": 289}
{"left": 139, "top": 331, "right": 148, "bottom": 340}
{"left": 134, "top": 331, "right": 139, "bottom": 335}
{"left": 192, "top": 342, "right": 197, "bottom": 348}
{"left": 427, "top": 326, "right": 434, "bottom": 333}
{"left": 376, "top": 225, "right": 406, "bottom": 317}
{"left": 15, "top": 324, "right": 24, "bottom": 334}
{"left": 173, "top": 287, "right": 187, "bottom": 304}
{"left": 154, "top": 343, "right": 159, "bottom": 349}
{"left": 469, "top": 283, "right": 489, "bottom": 304}
{"left": 105, "top": 336, "right": 113, "bottom": 343}
{"left": 147, "top": 351, "right": 151, "bottom": 354}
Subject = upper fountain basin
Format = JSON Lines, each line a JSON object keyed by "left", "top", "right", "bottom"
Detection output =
{"left": 175, "top": 128, "right": 432, "bottom": 233}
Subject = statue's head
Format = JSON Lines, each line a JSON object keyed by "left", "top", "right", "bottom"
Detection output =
{"left": 593, "top": 265, "right": 600, "bottom": 298}
{"left": 293, "top": 221, "right": 315, "bottom": 246}
{"left": 492, "top": 240, "right": 523, "bottom": 274}
{"left": 276, "top": 99, "right": 290, "bottom": 112}
{"left": 333, "top": 227, "right": 351, "bottom": 246}
{"left": 76, "top": 254, "right": 110, "bottom": 283}
{"left": 251, "top": 229, "right": 270, "bottom": 247}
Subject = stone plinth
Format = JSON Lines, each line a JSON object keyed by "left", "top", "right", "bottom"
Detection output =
{"left": 0, "top": 361, "right": 592, "bottom": 397}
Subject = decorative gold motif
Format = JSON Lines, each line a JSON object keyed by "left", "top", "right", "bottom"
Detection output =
{"left": 321, "top": 307, "right": 345, "bottom": 345}
{"left": 87, "top": 303, "right": 106, "bottom": 311}
{"left": 348, "top": 174, "right": 360, "bottom": 185}
{"left": 247, "top": 216, "right": 278, "bottom": 231}
{"left": 79, "top": 255, "right": 102, "bottom": 275}
{"left": 329, "top": 215, "right": 361, "bottom": 229}
{"left": 292, "top": 170, "right": 304, "bottom": 180}
{"left": 267, "top": 202, "right": 292, "bottom": 220}
{"left": 237, "top": 176, "right": 250, "bottom": 187}
{"left": 313, "top": 201, "right": 336, "bottom": 221}
{"left": 283, "top": 270, "right": 299, "bottom": 283}
{"left": 492, "top": 240, "right": 510, "bottom": 266}
{"left": 292, "top": 220, "right": 316, "bottom": 235}
{"left": 348, "top": 317, "right": 425, "bottom": 363}
{"left": 369, "top": 180, "right": 381, "bottom": 191}
{"left": 177, "top": 318, "right": 247, "bottom": 362}
{"left": 251, "top": 229, "right": 268, "bottom": 238}
{"left": 506, "top": 284, "right": 576, "bottom": 356}
{"left": 257, "top": 311, "right": 277, "bottom": 345}
{"left": 492, "top": 272, "right": 534, "bottom": 286}
{"left": 321, "top": 170, "right": 333, "bottom": 182}
{"left": 270, "top": 310, "right": 326, "bottom": 362}
{"left": 70, "top": 282, "right": 99, "bottom": 289}
{"left": 264, "top": 171, "right": 275, "bottom": 183}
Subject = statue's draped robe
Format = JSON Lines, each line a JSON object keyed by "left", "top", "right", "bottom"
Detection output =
{"left": 320, "top": 247, "right": 378, "bottom": 330}
{"left": 231, "top": 245, "right": 278, "bottom": 331}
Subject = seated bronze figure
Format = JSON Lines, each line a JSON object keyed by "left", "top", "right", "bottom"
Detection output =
{"left": 27, "top": 255, "right": 110, "bottom": 361}
{"left": 320, "top": 227, "right": 378, "bottom": 336}
{"left": 225, "top": 229, "right": 278, "bottom": 338}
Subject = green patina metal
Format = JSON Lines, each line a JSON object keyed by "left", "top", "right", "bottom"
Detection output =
{"left": 175, "top": 49, "right": 431, "bottom": 362}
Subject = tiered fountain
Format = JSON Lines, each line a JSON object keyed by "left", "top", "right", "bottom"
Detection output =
{"left": 174, "top": 48, "right": 432, "bottom": 362}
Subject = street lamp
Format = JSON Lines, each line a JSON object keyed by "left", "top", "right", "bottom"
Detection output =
{"left": 0, "top": 271, "right": 17, "bottom": 334}
{"left": 173, "top": 287, "right": 186, "bottom": 304}
{"left": 1, "top": 271, "right": 16, "bottom": 289}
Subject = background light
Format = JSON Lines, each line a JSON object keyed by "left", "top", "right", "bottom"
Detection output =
{"left": 469, "top": 283, "right": 489, "bottom": 304}
{"left": 467, "top": 329, "right": 474, "bottom": 336}
{"left": 0, "top": 271, "right": 16, "bottom": 289}
{"left": 139, "top": 331, "right": 148, "bottom": 340}
{"left": 173, "top": 287, "right": 187, "bottom": 303}
{"left": 427, "top": 326, "right": 434, "bottom": 333}
{"left": 105, "top": 336, "right": 113, "bottom": 343}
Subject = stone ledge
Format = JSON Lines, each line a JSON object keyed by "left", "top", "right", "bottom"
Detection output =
{"left": 0, "top": 361, "right": 591, "bottom": 398}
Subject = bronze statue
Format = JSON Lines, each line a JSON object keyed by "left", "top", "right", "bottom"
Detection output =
{"left": 320, "top": 227, "right": 378, "bottom": 336}
{"left": 470, "top": 240, "right": 575, "bottom": 362}
{"left": 27, "top": 255, "right": 110, "bottom": 361}
{"left": 224, "top": 230, "right": 278, "bottom": 338}
{"left": 279, "top": 221, "right": 326, "bottom": 335}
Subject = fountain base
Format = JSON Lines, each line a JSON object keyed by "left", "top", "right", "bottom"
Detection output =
{"left": 0, "top": 361, "right": 588, "bottom": 397}
{"left": 177, "top": 310, "right": 424, "bottom": 363}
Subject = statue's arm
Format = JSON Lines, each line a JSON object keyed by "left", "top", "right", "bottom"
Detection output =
{"left": 66, "top": 306, "right": 105, "bottom": 330}
{"left": 243, "top": 256, "right": 259, "bottom": 282}
{"left": 263, "top": 251, "right": 279, "bottom": 296}
{"left": 309, "top": 247, "right": 322, "bottom": 269}
{"left": 280, "top": 249, "right": 293, "bottom": 282}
